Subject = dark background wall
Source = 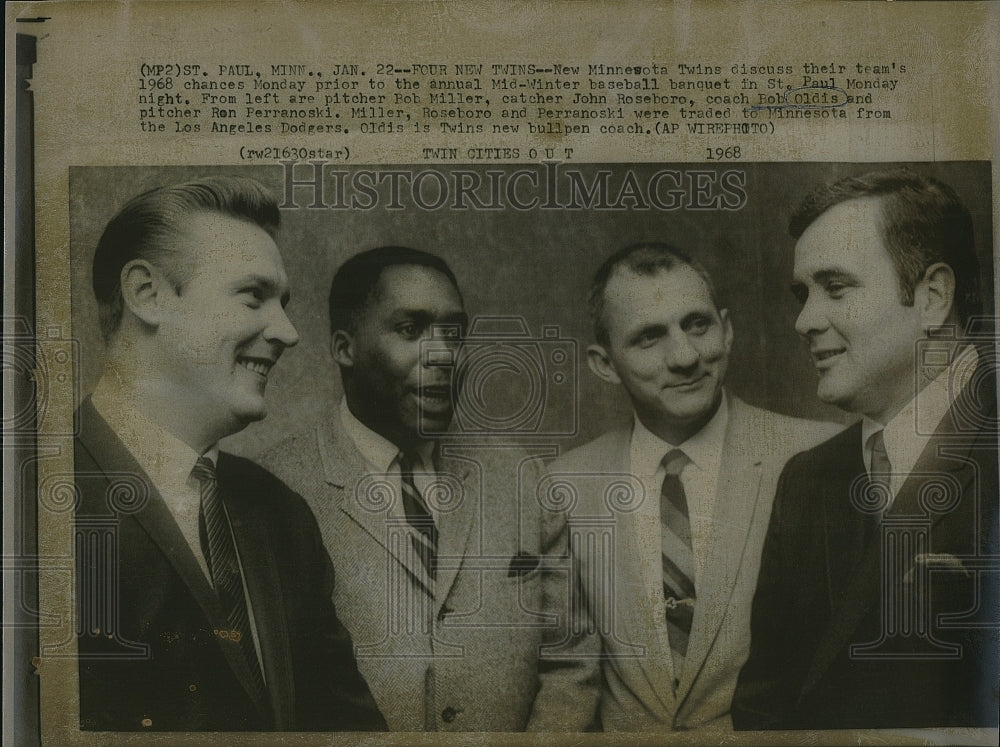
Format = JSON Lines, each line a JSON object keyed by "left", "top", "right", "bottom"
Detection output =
{"left": 69, "top": 162, "right": 994, "bottom": 458}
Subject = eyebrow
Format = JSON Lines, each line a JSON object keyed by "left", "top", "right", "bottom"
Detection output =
{"left": 627, "top": 323, "right": 667, "bottom": 344}
{"left": 237, "top": 274, "right": 291, "bottom": 305}
{"left": 390, "top": 309, "right": 469, "bottom": 326}
{"left": 811, "top": 268, "right": 859, "bottom": 284}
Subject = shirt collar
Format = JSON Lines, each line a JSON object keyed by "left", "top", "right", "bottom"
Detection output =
{"left": 339, "top": 398, "right": 434, "bottom": 472}
{"left": 630, "top": 394, "right": 729, "bottom": 478}
{"left": 91, "top": 375, "right": 217, "bottom": 493}
{"left": 861, "top": 345, "right": 978, "bottom": 475}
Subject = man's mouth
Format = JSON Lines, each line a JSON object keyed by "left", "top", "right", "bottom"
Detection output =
{"left": 237, "top": 356, "right": 275, "bottom": 377}
{"left": 666, "top": 373, "right": 708, "bottom": 389}
{"left": 417, "top": 385, "right": 452, "bottom": 405}
{"left": 811, "top": 348, "right": 846, "bottom": 366}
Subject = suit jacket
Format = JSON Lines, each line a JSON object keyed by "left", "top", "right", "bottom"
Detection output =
{"left": 262, "top": 417, "right": 551, "bottom": 731}
{"left": 74, "top": 398, "right": 386, "bottom": 732}
{"left": 732, "top": 366, "right": 999, "bottom": 729}
{"left": 527, "top": 394, "right": 839, "bottom": 732}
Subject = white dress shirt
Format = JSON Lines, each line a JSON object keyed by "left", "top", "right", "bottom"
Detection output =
{"left": 861, "top": 346, "right": 978, "bottom": 506}
{"left": 630, "top": 396, "right": 729, "bottom": 614}
{"left": 340, "top": 398, "right": 438, "bottom": 523}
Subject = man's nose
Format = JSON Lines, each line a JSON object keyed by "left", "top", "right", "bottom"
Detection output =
{"left": 794, "top": 296, "right": 827, "bottom": 339}
{"left": 266, "top": 304, "right": 300, "bottom": 348}
{"left": 664, "top": 333, "right": 699, "bottom": 370}
{"left": 420, "top": 333, "right": 457, "bottom": 369}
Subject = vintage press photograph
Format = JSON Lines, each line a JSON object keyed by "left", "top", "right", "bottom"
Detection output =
{"left": 48, "top": 161, "right": 997, "bottom": 737}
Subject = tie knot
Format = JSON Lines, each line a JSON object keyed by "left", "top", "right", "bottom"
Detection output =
{"left": 662, "top": 449, "right": 689, "bottom": 477}
{"left": 191, "top": 456, "right": 217, "bottom": 484}
{"left": 397, "top": 451, "right": 422, "bottom": 475}
{"left": 868, "top": 429, "right": 892, "bottom": 478}
{"left": 869, "top": 429, "right": 887, "bottom": 456}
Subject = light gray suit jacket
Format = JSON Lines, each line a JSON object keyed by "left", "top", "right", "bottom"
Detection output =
{"left": 527, "top": 394, "right": 840, "bottom": 732}
{"left": 263, "top": 419, "right": 551, "bottom": 731}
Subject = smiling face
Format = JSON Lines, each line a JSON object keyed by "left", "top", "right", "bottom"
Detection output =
{"left": 792, "top": 197, "right": 927, "bottom": 423}
{"left": 591, "top": 264, "right": 733, "bottom": 444}
{"left": 336, "top": 264, "right": 467, "bottom": 449}
{"left": 154, "top": 211, "right": 299, "bottom": 443}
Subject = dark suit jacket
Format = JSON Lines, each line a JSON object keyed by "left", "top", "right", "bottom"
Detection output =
{"left": 733, "top": 367, "right": 999, "bottom": 730}
{"left": 74, "top": 398, "right": 386, "bottom": 732}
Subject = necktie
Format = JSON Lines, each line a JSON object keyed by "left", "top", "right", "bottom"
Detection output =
{"left": 193, "top": 456, "right": 266, "bottom": 702}
{"left": 864, "top": 429, "right": 893, "bottom": 541}
{"left": 398, "top": 451, "right": 438, "bottom": 581}
{"left": 869, "top": 429, "right": 893, "bottom": 499}
{"left": 660, "top": 448, "right": 695, "bottom": 682}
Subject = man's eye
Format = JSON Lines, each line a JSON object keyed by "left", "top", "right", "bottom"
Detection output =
{"left": 635, "top": 331, "right": 660, "bottom": 348}
{"left": 825, "top": 282, "right": 848, "bottom": 298}
{"left": 240, "top": 288, "right": 264, "bottom": 306}
{"left": 397, "top": 323, "right": 421, "bottom": 339}
{"left": 686, "top": 317, "right": 710, "bottom": 335}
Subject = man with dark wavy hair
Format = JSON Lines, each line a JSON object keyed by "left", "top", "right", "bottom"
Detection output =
{"left": 734, "top": 168, "right": 998, "bottom": 729}
{"left": 75, "top": 176, "right": 385, "bottom": 732}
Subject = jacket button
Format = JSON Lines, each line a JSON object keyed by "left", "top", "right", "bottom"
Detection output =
{"left": 441, "top": 707, "right": 457, "bottom": 723}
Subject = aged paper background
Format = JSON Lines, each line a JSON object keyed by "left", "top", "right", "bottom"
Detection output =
{"left": 4, "top": 1, "right": 999, "bottom": 744}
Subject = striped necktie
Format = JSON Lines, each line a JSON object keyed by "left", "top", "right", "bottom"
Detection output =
{"left": 193, "top": 456, "right": 266, "bottom": 702}
{"left": 660, "top": 448, "right": 695, "bottom": 682}
{"left": 398, "top": 451, "right": 438, "bottom": 581}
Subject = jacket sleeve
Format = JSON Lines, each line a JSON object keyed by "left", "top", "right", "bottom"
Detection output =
{"left": 526, "top": 471, "right": 602, "bottom": 732}
{"left": 731, "top": 454, "right": 798, "bottom": 730}
{"left": 267, "top": 471, "right": 388, "bottom": 731}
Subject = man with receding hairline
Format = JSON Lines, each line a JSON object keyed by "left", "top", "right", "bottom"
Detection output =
{"left": 528, "top": 242, "right": 837, "bottom": 732}
{"left": 74, "top": 176, "right": 385, "bottom": 732}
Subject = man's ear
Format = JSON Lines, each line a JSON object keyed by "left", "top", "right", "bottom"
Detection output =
{"left": 587, "top": 343, "right": 622, "bottom": 385}
{"left": 330, "top": 329, "right": 355, "bottom": 367}
{"left": 719, "top": 308, "right": 734, "bottom": 353}
{"left": 917, "top": 262, "right": 957, "bottom": 329}
{"left": 120, "top": 259, "right": 170, "bottom": 327}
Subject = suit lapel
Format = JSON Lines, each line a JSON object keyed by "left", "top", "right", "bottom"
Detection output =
{"left": 801, "top": 404, "right": 981, "bottom": 700}
{"left": 78, "top": 400, "right": 222, "bottom": 621}
{"left": 602, "top": 430, "right": 678, "bottom": 716}
{"left": 76, "top": 399, "right": 270, "bottom": 711}
{"left": 316, "top": 422, "right": 423, "bottom": 581}
{"left": 678, "top": 399, "right": 765, "bottom": 697}
{"left": 432, "top": 447, "right": 477, "bottom": 614}
{"left": 221, "top": 459, "right": 295, "bottom": 728}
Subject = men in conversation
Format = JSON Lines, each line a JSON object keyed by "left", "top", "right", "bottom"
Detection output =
{"left": 74, "top": 177, "right": 385, "bottom": 731}
{"left": 732, "top": 168, "right": 999, "bottom": 729}
{"left": 263, "top": 246, "right": 550, "bottom": 731}
{"left": 527, "top": 242, "right": 838, "bottom": 732}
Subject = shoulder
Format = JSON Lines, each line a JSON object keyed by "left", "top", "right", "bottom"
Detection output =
{"left": 262, "top": 425, "right": 326, "bottom": 467}
{"left": 780, "top": 420, "right": 862, "bottom": 479}
{"left": 549, "top": 427, "right": 631, "bottom": 474}
{"left": 217, "top": 452, "right": 314, "bottom": 521}
{"left": 729, "top": 397, "right": 845, "bottom": 460}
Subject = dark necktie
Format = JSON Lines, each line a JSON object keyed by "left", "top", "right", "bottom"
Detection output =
{"left": 193, "top": 456, "right": 266, "bottom": 702}
{"left": 398, "top": 451, "right": 438, "bottom": 581}
{"left": 864, "top": 429, "right": 893, "bottom": 541}
{"left": 660, "top": 448, "right": 695, "bottom": 681}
